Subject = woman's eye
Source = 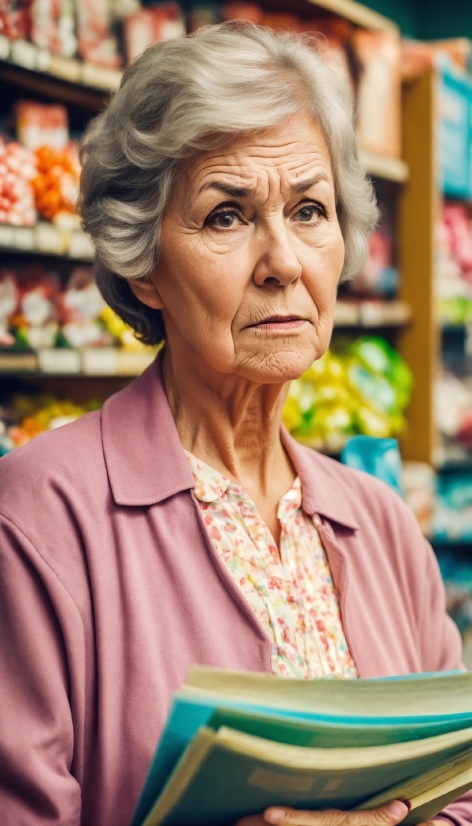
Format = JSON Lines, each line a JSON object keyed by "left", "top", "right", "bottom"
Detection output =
{"left": 296, "top": 204, "right": 325, "bottom": 223}
{"left": 208, "top": 210, "right": 242, "bottom": 229}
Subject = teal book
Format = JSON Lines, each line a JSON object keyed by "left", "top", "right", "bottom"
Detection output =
{"left": 142, "top": 724, "right": 472, "bottom": 826}
{"left": 133, "top": 668, "right": 472, "bottom": 826}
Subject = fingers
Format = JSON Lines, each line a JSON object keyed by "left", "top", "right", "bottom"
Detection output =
{"left": 263, "top": 800, "right": 411, "bottom": 826}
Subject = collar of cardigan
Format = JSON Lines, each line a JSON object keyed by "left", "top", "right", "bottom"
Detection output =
{"left": 100, "top": 352, "right": 359, "bottom": 531}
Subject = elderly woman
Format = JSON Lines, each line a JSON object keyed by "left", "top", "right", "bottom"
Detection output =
{"left": 0, "top": 22, "right": 470, "bottom": 826}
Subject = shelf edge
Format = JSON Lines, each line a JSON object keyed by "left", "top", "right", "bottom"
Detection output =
{"left": 359, "top": 149, "right": 409, "bottom": 183}
{"left": 305, "top": 0, "right": 398, "bottom": 31}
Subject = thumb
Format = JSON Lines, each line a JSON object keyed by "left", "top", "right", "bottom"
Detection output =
{"left": 264, "top": 800, "right": 411, "bottom": 826}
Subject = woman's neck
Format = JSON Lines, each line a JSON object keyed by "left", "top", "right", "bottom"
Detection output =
{"left": 161, "top": 347, "right": 295, "bottom": 503}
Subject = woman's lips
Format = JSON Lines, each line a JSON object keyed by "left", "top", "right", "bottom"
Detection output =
{"left": 251, "top": 317, "right": 307, "bottom": 331}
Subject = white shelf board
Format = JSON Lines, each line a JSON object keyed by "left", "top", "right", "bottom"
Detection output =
{"left": 306, "top": 0, "right": 398, "bottom": 31}
{"left": 359, "top": 149, "right": 409, "bottom": 183}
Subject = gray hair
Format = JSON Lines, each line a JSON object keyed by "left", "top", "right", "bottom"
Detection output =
{"left": 79, "top": 22, "right": 378, "bottom": 345}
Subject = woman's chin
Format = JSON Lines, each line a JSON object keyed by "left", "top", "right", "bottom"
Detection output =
{"left": 236, "top": 348, "right": 320, "bottom": 384}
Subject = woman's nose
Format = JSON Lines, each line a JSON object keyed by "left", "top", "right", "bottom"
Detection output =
{"left": 252, "top": 226, "right": 302, "bottom": 287}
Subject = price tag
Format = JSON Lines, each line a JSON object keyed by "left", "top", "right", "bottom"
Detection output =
{"left": 82, "top": 348, "right": 118, "bottom": 375}
{"left": 38, "top": 348, "right": 81, "bottom": 374}
{"left": 81, "top": 62, "right": 122, "bottom": 90}
{"left": 358, "top": 302, "right": 384, "bottom": 327}
{"left": 0, "top": 224, "right": 14, "bottom": 247}
{"left": 69, "top": 230, "right": 94, "bottom": 259}
{"left": 36, "top": 48, "right": 51, "bottom": 72}
{"left": 13, "top": 226, "right": 34, "bottom": 250}
{"left": 333, "top": 301, "right": 359, "bottom": 326}
{"left": 115, "top": 350, "right": 156, "bottom": 375}
{"left": 11, "top": 39, "right": 38, "bottom": 71}
{"left": 0, "top": 34, "right": 10, "bottom": 60}
{"left": 48, "top": 54, "right": 81, "bottom": 82}
{"left": 35, "top": 222, "right": 66, "bottom": 254}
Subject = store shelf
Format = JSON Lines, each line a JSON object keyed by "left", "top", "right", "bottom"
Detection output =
{"left": 431, "top": 537, "right": 472, "bottom": 550}
{"left": 0, "top": 347, "right": 157, "bottom": 377}
{"left": 0, "top": 223, "right": 94, "bottom": 261}
{"left": 334, "top": 299, "right": 412, "bottom": 327}
{"left": 305, "top": 0, "right": 397, "bottom": 31}
{"left": 0, "top": 35, "right": 121, "bottom": 108}
{"left": 358, "top": 149, "right": 409, "bottom": 183}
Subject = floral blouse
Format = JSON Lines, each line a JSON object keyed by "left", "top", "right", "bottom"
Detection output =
{"left": 185, "top": 451, "right": 358, "bottom": 680}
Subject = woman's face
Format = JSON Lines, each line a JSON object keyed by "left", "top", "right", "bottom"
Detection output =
{"left": 144, "top": 111, "right": 345, "bottom": 384}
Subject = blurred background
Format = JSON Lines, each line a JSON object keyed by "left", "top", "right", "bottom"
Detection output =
{"left": 1, "top": 0, "right": 472, "bottom": 661}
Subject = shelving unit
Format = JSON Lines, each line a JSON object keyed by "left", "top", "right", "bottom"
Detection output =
{"left": 398, "top": 68, "right": 470, "bottom": 467}
{"left": 0, "top": 3, "right": 414, "bottom": 450}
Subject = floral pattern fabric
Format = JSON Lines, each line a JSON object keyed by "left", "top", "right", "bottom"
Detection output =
{"left": 185, "top": 451, "right": 358, "bottom": 680}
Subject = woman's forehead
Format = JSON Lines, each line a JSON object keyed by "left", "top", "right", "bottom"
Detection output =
{"left": 181, "top": 113, "right": 334, "bottom": 192}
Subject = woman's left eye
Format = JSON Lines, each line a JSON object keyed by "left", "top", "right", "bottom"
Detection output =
{"left": 296, "top": 204, "right": 325, "bottom": 223}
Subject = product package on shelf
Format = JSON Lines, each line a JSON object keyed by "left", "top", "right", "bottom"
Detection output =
{"left": 282, "top": 336, "right": 413, "bottom": 454}
{"left": 340, "top": 187, "right": 399, "bottom": 300}
{"left": 0, "top": 262, "right": 105, "bottom": 349}
{"left": 124, "top": 3, "right": 184, "bottom": 62}
{"left": 402, "top": 461, "right": 436, "bottom": 538}
{"left": 0, "top": 99, "right": 86, "bottom": 239}
{"left": 353, "top": 28, "right": 402, "bottom": 159}
{"left": 433, "top": 469, "right": 472, "bottom": 543}
{"left": 221, "top": 3, "right": 262, "bottom": 24}
{"left": 0, "top": 138, "right": 36, "bottom": 227}
{"left": 75, "top": 0, "right": 121, "bottom": 67}
{"left": 437, "top": 200, "right": 472, "bottom": 325}
{"left": 401, "top": 39, "right": 472, "bottom": 80}
{"left": 439, "top": 66, "right": 472, "bottom": 200}
{"left": 0, "top": 392, "right": 101, "bottom": 455}
{"left": 436, "top": 550, "right": 472, "bottom": 658}
{"left": 0, "top": 0, "right": 32, "bottom": 40}
{"left": 0, "top": 260, "right": 159, "bottom": 374}
{"left": 29, "top": 0, "right": 77, "bottom": 57}
{"left": 15, "top": 100, "right": 69, "bottom": 150}
{"left": 435, "top": 369, "right": 472, "bottom": 466}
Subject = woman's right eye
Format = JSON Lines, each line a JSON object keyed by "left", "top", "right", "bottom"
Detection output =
{"left": 206, "top": 209, "right": 243, "bottom": 229}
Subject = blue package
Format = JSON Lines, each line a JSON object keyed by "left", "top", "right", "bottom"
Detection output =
{"left": 341, "top": 435, "right": 402, "bottom": 495}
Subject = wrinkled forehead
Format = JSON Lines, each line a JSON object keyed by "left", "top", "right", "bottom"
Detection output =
{"left": 177, "top": 112, "right": 335, "bottom": 197}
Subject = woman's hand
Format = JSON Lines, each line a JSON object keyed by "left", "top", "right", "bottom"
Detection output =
{"left": 236, "top": 799, "right": 413, "bottom": 826}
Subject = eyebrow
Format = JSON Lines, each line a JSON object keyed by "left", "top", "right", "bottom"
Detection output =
{"left": 198, "top": 181, "right": 255, "bottom": 197}
{"left": 198, "top": 172, "right": 330, "bottom": 198}
{"left": 292, "top": 173, "right": 330, "bottom": 192}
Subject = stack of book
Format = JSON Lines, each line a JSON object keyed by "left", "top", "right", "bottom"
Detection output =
{"left": 132, "top": 668, "right": 472, "bottom": 826}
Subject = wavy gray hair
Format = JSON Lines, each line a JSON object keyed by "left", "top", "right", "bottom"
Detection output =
{"left": 79, "top": 22, "right": 378, "bottom": 345}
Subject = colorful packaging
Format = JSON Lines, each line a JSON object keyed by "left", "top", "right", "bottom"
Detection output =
{"left": 0, "top": 270, "right": 19, "bottom": 346}
{"left": 282, "top": 337, "right": 413, "bottom": 453}
{"left": 16, "top": 100, "right": 69, "bottom": 151}
{"left": 353, "top": 29, "right": 401, "bottom": 158}
{"left": 75, "top": 0, "right": 121, "bottom": 68}
{"left": 10, "top": 266, "right": 60, "bottom": 348}
{"left": 124, "top": 3, "right": 185, "bottom": 63}
{"left": 259, "top": 12, "right": 302, "bottom": 31}
{"left": 56, "top": 265, "right": 110, "bottom": 348}
{"left": 0, "top": 0, "right": 32, "bottom": 40}
{"left": 341, "top": 435, "right": 403, "bottom": 494}
{"left": 0, "top": 138, "right": 37, "bottom": 227}
{"left": 31, "top": 143, "right": 80, "bottom": 221}
{"left": 30, "top": 0, "right": 77, "bottom": 57}
{"left": 439, "top": 67, "right": 472, "bottom": 200}
{"left": 436, "top": 201, "right": 472, "bottom": 324}
{"left": 222, "top": 3, "right": 262, "bottom": 23}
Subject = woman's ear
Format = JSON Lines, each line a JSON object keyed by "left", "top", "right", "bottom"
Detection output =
{"left": 127, "top": 276, "right": 164, "bottom": 310}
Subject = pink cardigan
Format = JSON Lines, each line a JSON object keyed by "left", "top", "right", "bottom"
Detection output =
{"left": 0, "top": 356, "right": 470, "bottom": 826}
